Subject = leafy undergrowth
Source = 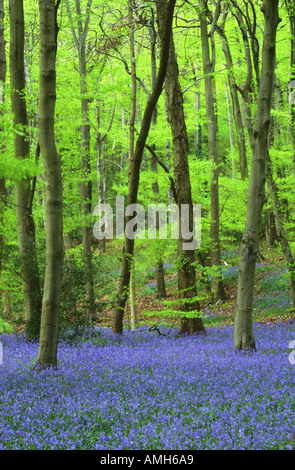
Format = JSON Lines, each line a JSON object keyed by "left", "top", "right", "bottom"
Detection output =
{"left": 99, "top": 246, "right": 295, "bottom": 331}
{"left": 0, "top": 323, "right": 294, "bottom": 450}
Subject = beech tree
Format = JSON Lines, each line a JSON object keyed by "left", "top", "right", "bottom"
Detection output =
{"left": 234, "top": 0, "right": 280, "bottom": 351}
{"left": 36, "top": 0, "right": 63, "bottom": 368}
{"left": 128, "top": 0, "right": 138, "bottom": 330}
{"left": 216, "top": 2, "right": 248, "bottom": 180}
{"left": 285, "top": 0, "right": 295, "bottom": 177}
{"left": 199, "top": 0, "right": 226, "bottom": 303}
{"left": 9, "top": 0, "right": 42, "bottom": 339}
{"left": 65, "top": 0, "right": 95, "bottom": 321}
{"left": 156, "top": 0, "right": 205, "bottom": 335}
{"left": 0, "top": 0, "right": 6, "bottom": 312}
{"left": 145, "top": 8, "right": 167, "bottom": 300}
{"left": 112, "top": 0, "right": 176, "bottom": 335}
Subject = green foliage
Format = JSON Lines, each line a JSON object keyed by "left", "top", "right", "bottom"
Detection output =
{"left": 0, "top": 156, "right": 40, "bottom": 182}
{"left": 0, "top": 318, "right": 13, "bottom": 334}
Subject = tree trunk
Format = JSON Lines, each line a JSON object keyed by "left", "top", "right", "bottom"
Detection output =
{"left": 65, "top": 0, "right": 95, "bottom": 321}
{"left": 224, "top": 79, "right": 236, "bottom": 177}
{"left": 130, "top": 259, "right": 137, "bottom": 330}
{"left": 234, "top": 0, "right": 280, "bottom": 351}
{"left": 10, "top": 0, "right": 42, "bottom": 339}
{"left": 266, "top": 150, "right": 295, "bottom": 304}
{"left": 127, "top": 0, "right": 138, "bottom": 330}
{"left": 285, "top": 1, "right": 295, "bottom": 179}
{"left": 157, "top": 0, "right": 205, "bottom": 335}
{"left": 147, "top": 12, "right": 167, "bottom": 300}
{"left": 0, "top": 0, "right": 6, "bottom": 318}
{"left": 95, "top": 104, "right": 107, "bottom": 254}
{"left": 217, "top": 8, "right": 248, "bottom": 179}
{"left": 192, "top": 64, "right": 203, "bottom": 159}
{"left": 199, "top": 0, "right": 226, "bottom": 303}
{"left": 79, "top": 5, "right": 95, "bottom": 322}
{"left": 36, "top": 0, "right": 63, "bottom": 368}
{"left": 112, "top": 0, "right": 176, "bottom": 335}
{"left": 265, "top": 208, "right": 277, "bottom": 249}
{"left": 231, "top": 6, "right": 255, "bottom": 151}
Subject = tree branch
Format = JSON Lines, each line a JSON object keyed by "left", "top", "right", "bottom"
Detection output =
{"left": 144, "top": 143, "right": 178, "bottom": 204}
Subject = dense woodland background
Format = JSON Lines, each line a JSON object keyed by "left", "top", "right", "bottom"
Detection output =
{"left": 0, "top": 0, "right": 294, "bottom": 367}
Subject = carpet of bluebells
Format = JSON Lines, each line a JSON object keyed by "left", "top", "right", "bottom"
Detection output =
{"left": 0, "top": 323, "right": 294, "bottom": 450}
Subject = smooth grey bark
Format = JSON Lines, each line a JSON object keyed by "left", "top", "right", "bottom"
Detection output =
{"left": 128, "top": 0, "right": 138, "bottom": 330}
{"left": 230, "top": 6, "right": 255, "bottom": 150}
{"left": 224, "top": 79, "right": 236, "bottom": 176}
{"left": 157, "top": 0, "right": 205, "bottom": 335}
{"left": 0, "top": 0, "right": 6, "bottom": 315}
{"left": 145, "top": 11, "right": 167, "bottom": 300}
{"left": 112, "top": 0, "right": 176, "bottom": 335}
{"left": 234, "top": 0, "right": 280, "bottom": 351}
{"left": 10, "top": 0, "right": 42, "bottom": 338}
{"left": 36, "top": 0, "right": 63, "bottom": 368}
{"left": 240, "top": 2, "right": 295, "bottom": 309}
{"left": 95, "top": 105, "right": 107, "bottom": 254}
{"left": 192, "top": 64, "right": 203, "bottom": 159}
{"left": 0, "top": 0, "right": 5, "bottom": 100}
{"left": 94, "top": 98, "right": 115, "bottom": 254}
{"left": 199, "top": 0, "right": 226, "bottom": 303}
{"left": 285, "top": 1, "right": 295, "bottom": 178}
{"left": 265, "top": 208, "right": 277, "bottom": 249}
{"left": 216, "top": 6, "right": 248, "bottom": 179}
{"left": 231, "top": 0, "right": 260, "bottom": 89}
{"left": 273, "top": 76, "right": 286, "bottom": 148}
{"left": 65, "top": 0, "right": 95, "bottom": 320}
{"left": 266, "top": 150, "right": 295, "bottom": 305}
{"left": 264, "top": 80, "right": 295, "bottom": 302}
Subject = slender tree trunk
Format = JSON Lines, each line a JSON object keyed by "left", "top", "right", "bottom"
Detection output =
{"left": 231, "top": 7, "right": 255, "bottom": 151}
{"left": 147, "top": 12, "right": 167, "bottom": 300}
{"left": 157, "top": 0, "right": 205, "bottom": 335}
{"left": 217, "top": 9, "right": 248, "bottom": 179}
{"left": 36, "top": 0, "right": 63, "bottom": 368}
{"left": 112, "top": 0, "right": 176, "bottom": 335}
{"left": 79, "top": 9, "right": 95, "bottom": 322}
{"left": 234, "top": 0, "right": 280, "bottom": 351}
{"left": 121, "top": 108, "right": 128, "bottom": 167}
{"left": 274, "top": 76, "right": 286, "bottom": 148}
{"left": 199, "top": 0, "right": 226, "bottom": 303}
{"left": 285, "top": 1, "right": 295, "bottom": 179}
{"left": 66, "top": 0, "right": 95, "bottom": 320}
{"left": 265, "top": 208, "right": 277, "bottom": 249}
{"left": 127, "top": 0, "right": 138, "bottom": 330}
{"left": 0, "top": 0, "right": 6, "bottom": 316}
{"left": 224, "top": 79, "right": 236, "bottom": 177}
{"left": 95, "top": 98, "right": 115, "bottom": 254}
{"left": 95, "top": 104, "right": 107, "bottom": 254}
{"left": 10, "top": 0, "right": 42, "bottom": 338}
{"left": 192, "top": 63, "right": 203, "bottom": 159}
{"left": 266, "top": 150, "right": 295, "bottom": 304}
{"left": 130, "top": 259, "right": 137, "bottom": 330}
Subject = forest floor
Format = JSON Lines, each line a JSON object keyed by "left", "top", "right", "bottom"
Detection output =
{"left": 2, "top": 243, "right": 295, "bottom": 451}
{"left": 96, "top": 242, "right": 295, "bottom": 331}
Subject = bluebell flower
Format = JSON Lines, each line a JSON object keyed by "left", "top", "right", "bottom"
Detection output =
{"left": 0, "top": 324, "right": 294, "bottom": 449}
